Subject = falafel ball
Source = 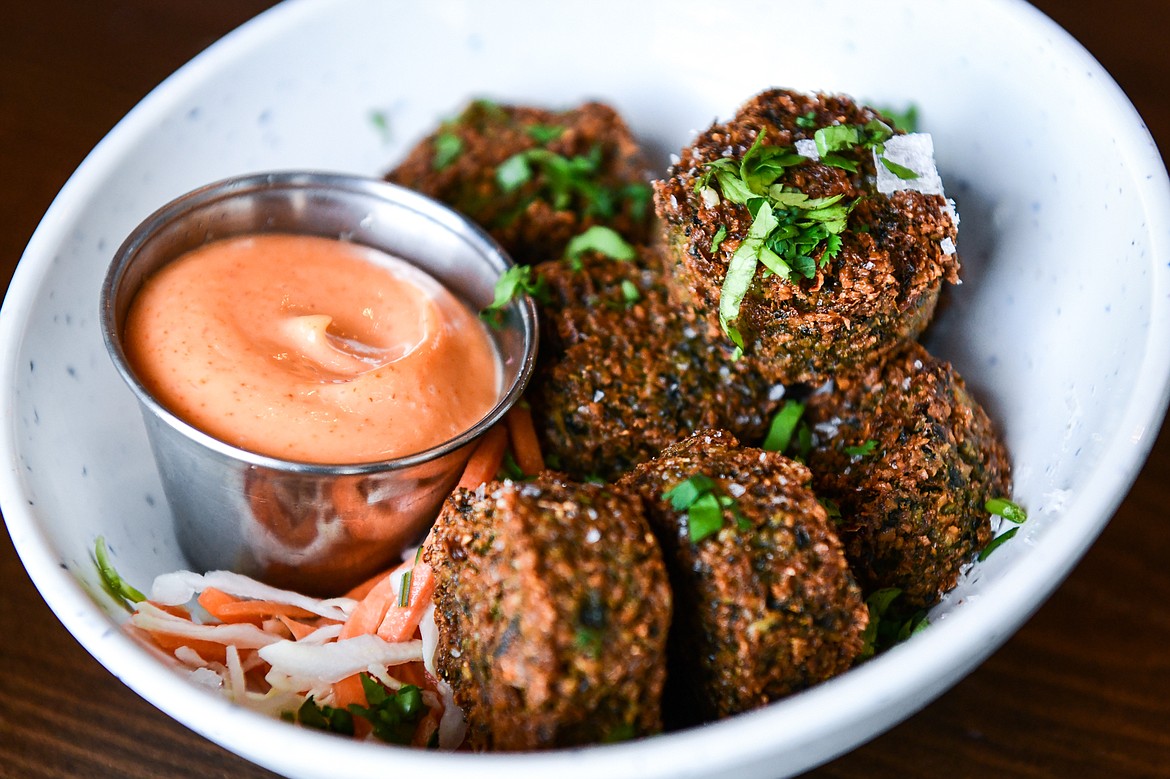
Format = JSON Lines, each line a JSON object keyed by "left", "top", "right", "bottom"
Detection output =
{"left": 387, "top": 99, "right": 656, "bottom": 265}
{"left": 654, "top": 88, "right": 959, "bottom": 385}
{"left": 803, "top": 341, "right": 1011, "bottom": 610}
{"left": 421, "top": 475, "right": 671, "bottom": 750}
{"left": 528, "top": 246, "right": 781, "bottom": 481}
{"left": 618, "top": 429, "right": 868, "bottom": 726}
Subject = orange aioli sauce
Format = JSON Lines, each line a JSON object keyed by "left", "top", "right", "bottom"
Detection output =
{"left": 124, "top": 234, "right": 502, "bottom": 464}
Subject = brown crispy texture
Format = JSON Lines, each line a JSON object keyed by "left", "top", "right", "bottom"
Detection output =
{"left": 387, "top": 100, "right": 655, "bottom": 265}
{"left": 619, "top": 429, "right": 868, "bottom": 726}
{"left": 804, "top": 342, "right": 1012, "bottom": 609}
{"left": 422, "top": 475, "right": 671, "bottom": 750}
{"left": 528, "top": 247, "right": 780, "bottom": 481}
{"left": 653, "top": 88, "right": 959, "bottom": 385}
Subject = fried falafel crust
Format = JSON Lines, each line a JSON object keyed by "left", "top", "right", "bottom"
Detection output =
{"left": 654, "top": 88, "right": 959, "bottom": 385}
{"left": 804, "top": 342, "right": 1011, "bottom": 610}
{"left": 619, "top": 429, "right": 867, "bottom": 726}
{"left": 387, "top": 100, "right": 655, "bottom": 265}
{"left": 422, "top": 476, "right": 671, "bottom": 750}
{"left": 528, "top": 247, "right": 780, "bottom": 481}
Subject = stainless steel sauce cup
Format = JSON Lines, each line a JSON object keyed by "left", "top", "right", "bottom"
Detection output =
{"left": 100, "top": 172, "right": 538, "bottom": 594}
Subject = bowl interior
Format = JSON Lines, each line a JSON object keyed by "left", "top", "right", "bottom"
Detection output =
{"left": 3, "top": 1, "right": 1169, "bottom": 778}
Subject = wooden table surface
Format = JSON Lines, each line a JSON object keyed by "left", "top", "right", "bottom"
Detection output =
{"left": 1, "top": 2, "right": 1167, "bottom": 777}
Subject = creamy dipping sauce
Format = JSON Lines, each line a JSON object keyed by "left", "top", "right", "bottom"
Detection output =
{"left": 124, "top": 234, "right": 502, "bottom": 464}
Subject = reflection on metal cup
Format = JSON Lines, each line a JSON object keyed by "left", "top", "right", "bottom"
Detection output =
{"left": 100, "top": 172, "right": 537, "bottom": 594}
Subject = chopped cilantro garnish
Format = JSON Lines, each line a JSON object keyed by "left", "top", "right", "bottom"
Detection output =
{"left": 94, "top": 536, "right": 145, "bottom": 608}
{"left": 526, "top": 123, "right": 565, "bottom": 145}
{"left": 480, "top": 265, "right": 546, "bottom": 326}
{"left": 814, "top": 124, "right": 864, "bottom": 157}
{"left": 878, "top": 155, "right": 919, "bottom": 180}
{"left": 494, "top": 145, "right": 637, "bottom": 222}
{"left": 881, "top": 103, "right": 920, "bottom": 133}
{"left": 858, "top": 588, "right": 928, "bottom": 660}
{"left": 496, "top": 151, "right": 534, "bottom": 191}
{"left": 369, "top": 110, "right": 391, "bottom": 144}
{"left": 565, "top": 225, "right": 637, "bottom": 264}
{"left": 795, "top": 110, "right": 818, "bottom": 129}
{"left": 843, "top": 439, "right": 878, "bottom": 457}
{"left": 762, "top": 400, "right": 806, "bottom": 454}
{"left": 619, "top": 279, "right": 641, "bottom": 308}
{"left": 663, "top": 474, "right": 745, "bottom": 543}
{"left": 347, "top": 675, "right": 428, "bottom": 745}
{"left": 985, "top": 497, "right": 1027, "bottom": 524}
{"left": 698, "top": 129, "right": 856, "bottom": 348}
{"left": 431, "top": 131, "right": 463, "bottom": 171}
{"left": 710, "top": 224, "right": 727, "bottom": 253}
{"left": 978, "top": 527, "right": 1019, "bottom": 561}
{"left": 295, "top": 696, "right": 356, "bottom": 736}
{"left": 686, "top": 492, "right": 724, "bottom": 542}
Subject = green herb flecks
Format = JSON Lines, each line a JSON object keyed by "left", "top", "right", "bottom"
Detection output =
{"left": 878, "top": 155, "right": 919, "bottom": 180}
{"left": 494, "top": 144, "right": 640, "bottom": 223}
{"left": 697, "top": 130, "right": 856, "bottom": 349}
{"left": 347, "top": 675, "right": 429, "bottom": 745}
{"left": 369, "top": 110, "right": 392, "bottom": 145}
{"left": 710, "top": 225, "right": 728, "bottom": 253}
{"left": 985, "top": 497, "right": 1027, "bottom": 524}
{"left": 843, "top": 439, "right": 878, "bottom": 458}
{"left": 481, "top": 265, "right": 547, "bottom": 327}
{"left": 663, "top": 474, "right": 747, "bottom": 543}
{"left": 431, "top": 131, "right": 463, "bottom": 171}
{"left": 565, "top": 225, "right": 637, "bottom": 266}
{"left": 291, "top": 696, "right": 355, "bottom": 736}
{"left": 94, "top": 536, "right": 146, "bottom": 609}
{"left": 978, "top": 497, "right": 1027, "bottom": 561}
{"left": 762, "top": 400, "right": 807, "bottom": 455}
{"left": 619, "top": 279, "right": 641, "bottom": 308}
{"left": 880, "top": 103, "right": 920, "bottom": 133}
{"left": 795, "top": 110, "right": 818, "bottom": 129}
{"left": 858, "top": 588, "right": 928, "bottom": 660}
{"left": 978, "top": 527, "right": 1019, "bottom": 561}
{"left": 526, "top": 123, "right": 566, "bottom": 145}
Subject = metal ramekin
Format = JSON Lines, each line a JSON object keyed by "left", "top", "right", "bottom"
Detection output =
{"left": 100, "top": 172, "right": 537, "bottom": 594}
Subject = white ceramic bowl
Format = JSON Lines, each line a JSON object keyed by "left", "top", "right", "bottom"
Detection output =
{"left": 3, "top": 1, "right": 1169, "bottom": 777}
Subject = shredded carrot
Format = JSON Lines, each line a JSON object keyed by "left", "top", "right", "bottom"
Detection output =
{"left": 276, "top": 615, "right": 320, "bottom": 641}
{"left": 145, "top": 632, "right": 234, "bottom": 665}
{"left": 457, "top": 423, "right": 509, "bottom": 490}
{"left": 197, "top": 587, "right": 320, "bottom": 625}
{"left": 505, "top": 402, "right": 545, "bottom": 476}
{"left": 376, "top": 561, "right": 435, "bottom": 643}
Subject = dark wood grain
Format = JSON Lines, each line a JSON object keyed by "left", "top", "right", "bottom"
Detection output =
{"left": 1, "top": 2, "right": 1167, "bottom": 777}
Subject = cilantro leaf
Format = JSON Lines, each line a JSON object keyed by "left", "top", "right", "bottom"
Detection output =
{"left": 480, "top": 265, "right": 546, "bottom": 326}
{"left": 710, "top": 224, "right": 728, "bottom": 253}
{"left": 294, "top": 696, "right": 355, "bottom": 736}
{"left": 878, "top": 155, "right": 919, "bottom": 180}
{"left": 431, "top": 132, "right": 463, "bottom": 171}
{"left": 843, "top": 439, "right": 878, "bottom": 457}
{"left": 762, "top": 400, "right": 806, "bottom": 454}
{"left": 565, "top": 225, "right": 637, "bottom": 263}
{"left": 526, "top": 123, "right": 565, "bottom": 145}
{"left": 663, "top": 474, "right": 746, "bottom": 544}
